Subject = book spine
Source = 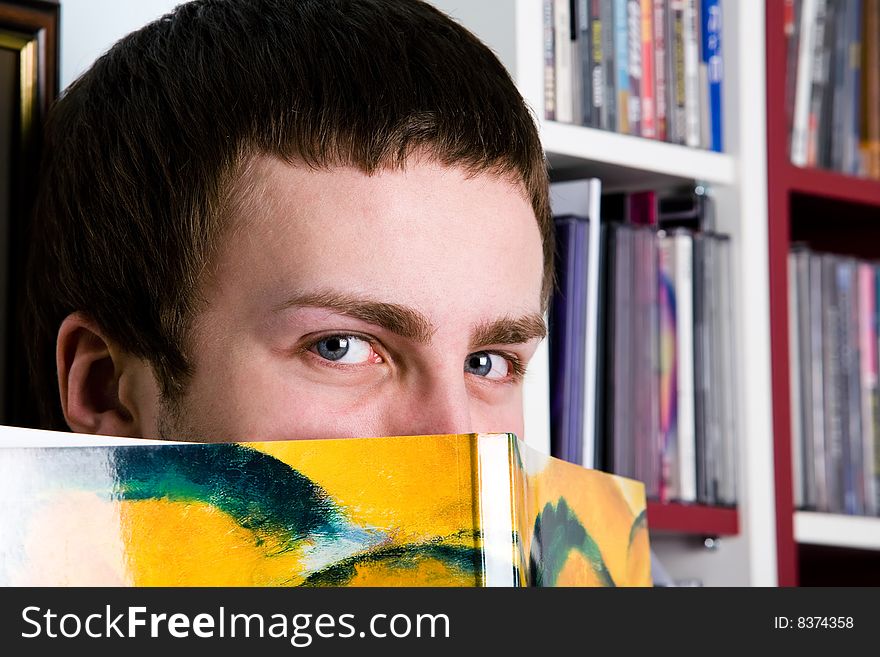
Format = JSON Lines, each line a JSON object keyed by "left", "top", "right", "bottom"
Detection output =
{"left": 809, "top": 253, "right": 829, "bottom": 511}
{"left": 858, "top": 263, "right": 877, "bottom": 515}
{"left": 601, "top": 0, "right": 618, "bottom": 131}
{"left": 581, "top": 178, "right": 603, "bottom": 469}
{"left": 792, "top": 0, "right": 818, "bottom": 166}
{"left": 627, "top": 0, "right": 643, "bottom": 136}
{"left": 653, "top": 0, "right": 668, "bottom": 141}
{"left": 640, "top": 0, "right": 656, "bottom": 138}
{"left": 796, "top": 248, "right": 817, "bottom": 509}
{"left": 784, "top": 0, "right": 800, "bottom": 155}
{"left": 683, "top": 0, "right": 701, "bottom": 147}
{"left": 577, "top": 0, "right": 594, "bottom": 126}
{"left": 829, "top": 0, "right": 848, "bottom": 171}
{"left": 668, "top": 0, "right": 687, "bottom": 144}
{"left": 806, "top": 0, "right": 830, "bottom": 167}
{"left": 822, "top": 0, "right": 843, "bottom": 170}
{"left": 862, "top": 0, "right": 880, "bottom": 178}
{"left": 544, "top": 0, "right": 556, "bottom": 121}
{"left": 590, "top": 0, "right": 605, "bottom": 128}
{"left": 789, "top": 252, "right": 805, "bottom": 509}
{"left": 614, "top": 0, "right": 631, "bottom": 133}
{"left": 845, "top": 0, "right": 863, "bottom": 176}
{"left": 555, "top": 0, "right": 574, "bottom": 123}
{"left": 571, "top": 0, "right": 584, "bottom": 125}
{"left": 702, "top": 0, "right": 723, "bottom": 152}
{"left": 673, "top": 231, "right": 696, "bottom": 502}
{"left": 658, "top": 234, "right": 678, "bottom": 502}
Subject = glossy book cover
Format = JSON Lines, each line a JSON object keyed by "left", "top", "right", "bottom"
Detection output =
{"left": 0, "top": 428, "right": 650, "bottom": 587}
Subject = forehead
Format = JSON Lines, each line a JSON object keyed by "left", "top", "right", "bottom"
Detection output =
{"left": 210, "top": 155, "right": 545, "bottom": 325}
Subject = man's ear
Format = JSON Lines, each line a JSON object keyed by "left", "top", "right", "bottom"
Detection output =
{"left": 56, "top": 312, "right": 158, "bottom": 437}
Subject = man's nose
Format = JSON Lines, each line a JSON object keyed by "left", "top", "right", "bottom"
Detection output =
{"left": 385, "top": 373, "right": 473, "bottom": 437}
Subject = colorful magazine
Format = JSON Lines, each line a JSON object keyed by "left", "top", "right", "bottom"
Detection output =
{"left": 0, "top": 428, "right": 650, "bottom": 586}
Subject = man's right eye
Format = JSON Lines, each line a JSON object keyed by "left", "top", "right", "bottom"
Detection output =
{"left": 310, "top": 335, "right": 381, "bottom": 365}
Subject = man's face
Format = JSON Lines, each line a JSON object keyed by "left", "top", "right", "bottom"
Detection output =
{"left": 153, "top": 155, "right": 545, "bottom": 443}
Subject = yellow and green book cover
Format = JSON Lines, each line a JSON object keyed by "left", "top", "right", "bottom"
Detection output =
{"left": 0, "top": 428, "right": 650, "bottom": 586}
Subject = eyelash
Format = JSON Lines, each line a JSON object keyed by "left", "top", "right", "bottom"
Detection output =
{"left": 300, "top": 333, "right": 526, "bottom": 383}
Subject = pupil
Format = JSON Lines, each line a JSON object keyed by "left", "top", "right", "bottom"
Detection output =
{"left": 319, "top": 336, "right": 349, "bottom": 361}
{"left": 467, "top": 353, "right": 492, "bottom": 376}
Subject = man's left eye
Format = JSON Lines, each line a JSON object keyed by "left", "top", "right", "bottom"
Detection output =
{"left": 464, "top": 351, "right": 510, "bottom": 379}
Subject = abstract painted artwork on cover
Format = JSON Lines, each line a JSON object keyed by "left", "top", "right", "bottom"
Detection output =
{"left": 0, "top": 428, "right": 650, "bottom": 586}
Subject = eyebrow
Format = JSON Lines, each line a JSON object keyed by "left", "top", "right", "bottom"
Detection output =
{"left": 273, "top": 290, "right": 435, "bottom": 343}
{"left": 273, "top": 290, "right": 546, "bottom": 348}
{"left": 469, "top": 315, "right": 547, "bottom": 350}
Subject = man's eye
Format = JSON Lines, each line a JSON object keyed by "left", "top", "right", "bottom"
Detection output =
{"left": 312, "top": 335, "right": 378, "bottom": 364}
{"left": 464, "top": 351, "right": 510, "bottom": 379}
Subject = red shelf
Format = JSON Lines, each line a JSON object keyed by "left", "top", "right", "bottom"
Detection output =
{"left": 783, "top": 165, "right": 880, "bottom": 206}
{"left": 646, "top": 502, "right": 739, "bottom": 536}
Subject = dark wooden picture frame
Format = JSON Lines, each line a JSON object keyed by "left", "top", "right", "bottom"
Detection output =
{"left": 0, "top": 0, "right": 58, "bottom": 426}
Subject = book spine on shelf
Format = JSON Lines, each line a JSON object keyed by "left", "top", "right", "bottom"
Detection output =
{"left": 544, "top": 0, "right": 556, "bottom": 121}
{"left": 784, "top": 0, "right": 800, "bottom": 154}
{"left": 839, "top": 258, "right": 863, "bottom": 515}
{"left": 653, "top": 0, "right": 668, "bottom": 141}
{"left": 590, "top": 0, "right": 605, "bottom": 128}
{"left": 819, "top": 0, "right": 841, "bottom": 170}
{"left": 614, "top": 0, "right": 631, "bottom": 133}
{"left": 555, "top": 0, "right": 574, "bottom": 123}
{"left": 858, "top": 263, "right": 877, "bottom": 515}
{"left": 874, "top": 265, "right": 880, "bottom": 513}
{"left": 789, "top": 251, "right": 805, "bottom": 509}
{"left": 627, "top": 0, "right": 643, "bottom": 136}
{"left": 682, "top": 0, "right": 701, "bottom": 147}
{"left": 601, "top": 0, "right": 618, "bottom": 131}
{"left": 809, "top": 253, "right": 829, "bottom": 511}
{"left": 806, "top": 0, "right": 830, "bottom": 167}
{"left": 795, "top": 247, "right": 817, "bottom": 509}
{"left": 658, "top": 233, "right": 678, "bottom": 502}
{"left": 673, "top": 230, "right": 696, "bottom": 502}
{"left": 862, "top": 0, "right": 880, "bottom": 178}
{"left": 791, "top": 0, "right": 818, "bottom": 166}
{"left": 844, "top": 0, "right": 863, "bottom": 176}
{"left": 571, "top": 0, "right": 585, "bottom": 125}
{"left": 577, "top": 0, "right": 594, "bottom": 126}
{"left": 714, "top": 234, "right": 737, "bottom": 505}
{"left": 668, "top": 0, "right": 687, "bottom": 144}
{"left": 640, "top": 0, "right": 656, "bottom": 138}
{"left": 701, "top": 0, "right": 723, "bottom": 152}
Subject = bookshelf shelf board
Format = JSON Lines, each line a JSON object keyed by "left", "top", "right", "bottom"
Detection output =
{"left": 539, "top": 122, "right": 737, "bottom": 189}
{"left": 794, "top": 512, "right": 880, "bottom": 551}
{"left": 646, "top": 502, "right": 739, "bottom": 536}
{"left": 784, "top": 165, "right": 880, "bottom": 207}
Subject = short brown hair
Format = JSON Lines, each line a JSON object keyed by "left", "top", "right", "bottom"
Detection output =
{"left": 25, "top": 0, "right": 552, "bottom": 429}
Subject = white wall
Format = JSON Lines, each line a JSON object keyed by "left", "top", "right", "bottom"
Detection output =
{"left": 60, "top": 0, "right": 187, "bottom": 90}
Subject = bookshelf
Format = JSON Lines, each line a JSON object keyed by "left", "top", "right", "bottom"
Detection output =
{"left": 433, "top": 0, "right": 777, "bottom": 585}
{"left": 767, "top": 1, "right": 880, "bottom": 587}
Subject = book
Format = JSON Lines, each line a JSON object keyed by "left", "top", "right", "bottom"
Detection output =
{"left": 653, "top": 0, "right": 669, "bottom": 141}
{"left": 550, "top": 215, "right": 588, "bottom": 464}
{"left": 701, "top": 0, "right": 723, "bottom": 152}
{"left": 627, "top": 0, "right": 643, "bottom": 136}
{"left": 549, "top": 178, "right": 603, "bottom": 468}
{"left": 615, "top": 0, "right": 631, "bottom": 133}
{"left": 555, "top": 0, "right": 574, "bottom": 123}
{"left": 601, "top": 0, "right": 619, "bottom": 130}
{"left": 544, "top": 0, "right": 557, "bottom": 121}
{"left": 0, "top": 427, "right": 651, "bottom": 587}
{"left": 640, "top": 0, "right": 657, "bottom": 138}
{"left": 863, "top": 0, "right": 880, "bottom": 177}
{"left": 791, "top": 0, "right": 818, "bottom": 166}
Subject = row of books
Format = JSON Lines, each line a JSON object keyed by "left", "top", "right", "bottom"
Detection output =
{"left": 786, "top": 0, "right": 880, "bottom": 178}
{"left": 788, "top": 247, "right": 880, "bottom": 516}
{"left": 543, "top": 0, "right": 723, "bottom": 152}
{"left": 549, "top": 178, "right": 737, "bottom": 505}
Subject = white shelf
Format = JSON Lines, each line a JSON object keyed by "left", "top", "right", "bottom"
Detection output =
{"left": 540, "top": 122, "right": 737, "bottom": 188}
{"left": 794, "top": 512, "right": 880, "bottom": 551}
